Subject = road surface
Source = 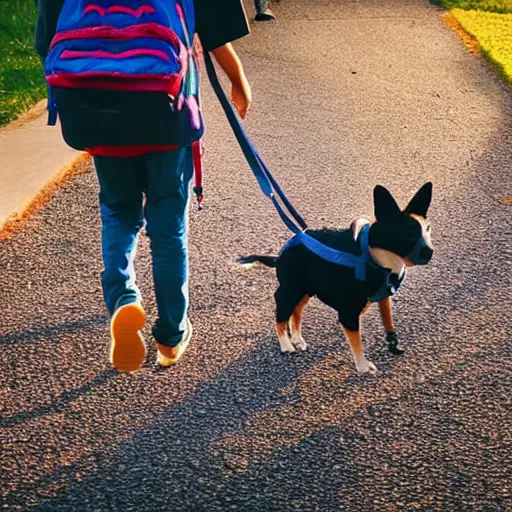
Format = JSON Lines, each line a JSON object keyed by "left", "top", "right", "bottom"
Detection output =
{"left": 2, "top": 0, "right": 511, "bottom": 510}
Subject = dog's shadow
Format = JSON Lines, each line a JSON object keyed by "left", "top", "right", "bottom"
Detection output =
{"left": 4, "top": 319, "right": 365, "bottom": 510}
{"left": 14, "top": 336, "right": 512, "bottom": 512}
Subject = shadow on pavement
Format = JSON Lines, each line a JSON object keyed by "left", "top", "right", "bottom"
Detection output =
{"left": 1, "top": 368, "right": 116, "bottom": 429}
{"left": 8, "top": 340, "right": 511, "bottom": 512}
{"left": 1, "top": 315, "right": 107, "bottom": 346}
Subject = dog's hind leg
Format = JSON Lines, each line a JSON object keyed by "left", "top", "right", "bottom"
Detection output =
{"left": 290, "top": 295, "right": 309, "bottom": 351}
{"left": 276, "top": 320, "right": 295, "bottom": 353}
{"left": 378, "top": 296, "right": 404, "bottom": 355}
{"left": 275, "top": 286, "right": 305, "bottom": 353}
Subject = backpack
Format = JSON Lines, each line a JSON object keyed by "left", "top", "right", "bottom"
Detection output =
{"left": 44, "top": 0, "right": 203, "bottom": 151}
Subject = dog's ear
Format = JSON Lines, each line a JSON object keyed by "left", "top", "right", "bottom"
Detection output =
{"left": 374, "top": 185, "right": 401, "bottom": 221}
{"left": 404, "top": 182, "right": 433, "bottom": 217}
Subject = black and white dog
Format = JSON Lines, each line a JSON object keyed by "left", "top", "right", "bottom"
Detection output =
{"left": 239, "top": 183, "right": 434, "bottom": 374}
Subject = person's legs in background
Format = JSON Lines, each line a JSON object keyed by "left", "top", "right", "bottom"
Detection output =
{"left": 255, "top": 0, "right": 276, "bottom": 21}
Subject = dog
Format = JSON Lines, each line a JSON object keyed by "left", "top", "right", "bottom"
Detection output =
{"left": 238, "top": 183, "right": 433, "bottom": 374}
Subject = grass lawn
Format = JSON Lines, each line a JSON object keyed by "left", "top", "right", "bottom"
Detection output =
{"left": 435, "top": 0, "right": 512, "bottom": 83}
{"left": 0, "top": 0, "right": 46, "bottom": 127}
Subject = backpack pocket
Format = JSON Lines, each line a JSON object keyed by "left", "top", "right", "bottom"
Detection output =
{"left": 45, "top": 27, "right": 188, "bottom": 96}
{"left": 54, "top": 88, "right": 203, "bottom": 150}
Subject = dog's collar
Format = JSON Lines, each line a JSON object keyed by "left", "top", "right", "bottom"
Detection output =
{"left": 368, "top": 264, "right": 406, "bottom": 302}
{"left": 358, "top": 226, "right": 406, "bottom": 302}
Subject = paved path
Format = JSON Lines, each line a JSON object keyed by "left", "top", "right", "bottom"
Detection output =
{"left": 0, "top": 103, "right": 80, "bottom": 228}
{"left": 1, "top": 0, "right": 511, "bottom": 510}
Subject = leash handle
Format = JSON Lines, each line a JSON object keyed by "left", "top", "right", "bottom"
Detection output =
{"left": 203, "top": 51, "right": 308, "bottom": 234}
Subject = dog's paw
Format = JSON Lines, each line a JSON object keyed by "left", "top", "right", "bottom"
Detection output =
{"left": 356, "top": 360, "right": 378, "bottom": 374}
{"left": 290, "top": 334, "right": 308, "bottom": 351}
{"left": 386, "top": 331, "right": 405, "bottom": 355}
{"left": 296, "top": 340, "right": 308, "bottom": 351}
{"left": 389, "top": 344, "right": 405, "bottom": 356}
{"left": 279, "top": 340, "right": 297, "bottom": 353}
{"left": 367, "top": 361, "right": 378, "bottom": 373}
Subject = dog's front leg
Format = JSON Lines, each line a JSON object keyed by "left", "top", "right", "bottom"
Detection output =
{"left": 340, "top": 318, "right": 377, "bottom": 374}
{"left": 378, "top": 297, "right": 404, "bottom": 355}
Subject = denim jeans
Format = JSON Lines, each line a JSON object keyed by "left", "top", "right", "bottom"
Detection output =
{"left": 94, "top": 146, "right": 193, "bottom": 347}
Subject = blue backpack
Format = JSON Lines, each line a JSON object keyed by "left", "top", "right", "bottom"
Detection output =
{"left": 44, "top": 0, "right": 203, "bottom": 151}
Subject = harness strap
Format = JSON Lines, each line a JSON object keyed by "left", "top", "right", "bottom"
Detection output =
{"left": 47, "top": 86, "right": 58, "bottom": 126}
{"left": 282, "top": 226, "right": 370, "bottom": 281}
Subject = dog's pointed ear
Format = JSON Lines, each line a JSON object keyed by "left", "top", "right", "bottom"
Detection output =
{"left": 374, "top": 185, "right": 401, "bottom": 221}
{"left": 404, "top": 182, "right": 433, "bottom": 217}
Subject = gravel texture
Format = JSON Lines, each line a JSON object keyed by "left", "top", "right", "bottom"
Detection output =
{"left": 1, "top": 0, "right": 511, "bottom": 510}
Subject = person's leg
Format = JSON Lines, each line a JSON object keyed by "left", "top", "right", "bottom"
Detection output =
{"left": 255, "top": 0, "right": 276, "bottom": 21}
{"left": 95, "top": 156, "right": 145, "bottom": 312}
{"left": 94, "top": 155, "right": 146, "bottom": 372}
{"left": 143, "top": 146, "right": 194, "bottom": 364}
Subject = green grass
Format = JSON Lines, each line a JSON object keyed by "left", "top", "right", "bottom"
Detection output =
{"left": 0, "top": 0, "right": 46, "bottom": 127}
{"left": 435, "top": 0, "right": 512, "bottom": 13}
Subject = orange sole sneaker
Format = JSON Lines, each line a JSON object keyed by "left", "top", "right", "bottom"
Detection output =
{"left": 110, "top": 303, "right": 146, "bottom": 373}
{"left": 156, "top": 317, "right": 193, "bottom": 367}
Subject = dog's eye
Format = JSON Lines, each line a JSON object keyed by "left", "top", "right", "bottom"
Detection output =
{"left": 426, "top": 225, "right": 431, "bottom": 233}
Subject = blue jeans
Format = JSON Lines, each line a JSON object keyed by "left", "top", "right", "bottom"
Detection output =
{"left": 94, "top": 147, "right": 193, "bottom": 347}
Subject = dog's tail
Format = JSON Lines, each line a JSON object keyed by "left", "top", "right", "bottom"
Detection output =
{"left": 238, "top": 255, "right": 278, "bottom": 268}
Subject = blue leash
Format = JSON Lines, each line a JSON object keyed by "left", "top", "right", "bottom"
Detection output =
{"left": 204, "top": 51, "right": 373, "bottom": 282}
{"left": 203, "top": 51, "right": 307, "bottom": 235}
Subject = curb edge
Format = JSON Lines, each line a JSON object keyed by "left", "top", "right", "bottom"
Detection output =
{"left": 0, "top": 100, "right": 48, "bottom": 134}
{"left": 0, "top": 152, "right": 92, "bottom": 241}
{"left": 442, "top": 11, "right": 480, "bottom": 56}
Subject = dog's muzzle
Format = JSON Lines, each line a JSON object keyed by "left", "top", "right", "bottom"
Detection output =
{"left": 407, "top": 238, "right": 433, "bottom": 265}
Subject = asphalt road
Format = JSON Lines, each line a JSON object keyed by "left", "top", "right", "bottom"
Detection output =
{"left": 2, "top": 0, "right": 511, "bottom": 510}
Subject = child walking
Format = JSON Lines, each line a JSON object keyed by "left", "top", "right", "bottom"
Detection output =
{"left": 35, "top": 0, "right": 252, "bottom": 372}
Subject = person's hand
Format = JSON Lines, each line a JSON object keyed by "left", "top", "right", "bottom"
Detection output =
{"left": 210, "top": 43, "right": 252, "bottom": 118}
{"left": 231, "top": 75, "right": 252, "bottom": 119}
{"left": 193, "top": 34, "right": 203, "bottom": 58}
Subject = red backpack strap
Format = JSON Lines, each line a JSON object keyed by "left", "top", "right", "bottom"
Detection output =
{"left": 192, "top": 139, "right": 203, "bottom": 209}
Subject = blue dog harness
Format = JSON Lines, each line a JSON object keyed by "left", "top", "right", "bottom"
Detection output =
{"left": 281, "top": 224, "right": 405, "bottom": 302}
{"left": 204, "top": 52, "right": 405, "bottom": 302}
{"left": 281, "top": 227, "right": 371, "bottom": 281}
